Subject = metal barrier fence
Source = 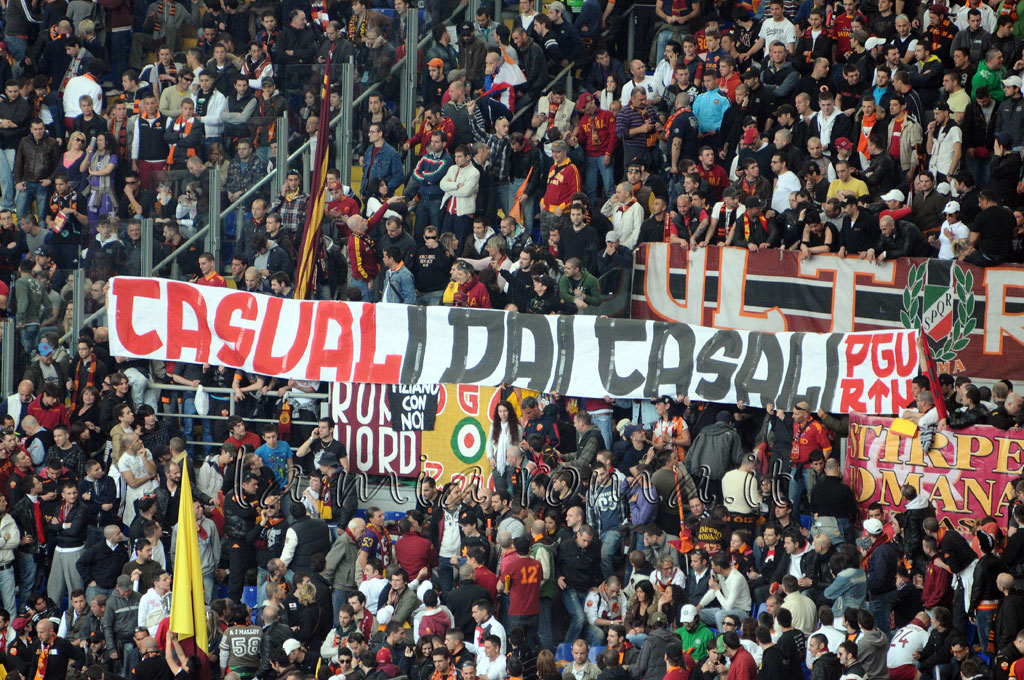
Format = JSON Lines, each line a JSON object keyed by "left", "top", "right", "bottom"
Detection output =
{"left": 151, "top": 382, "right": 331, "bottom": 453}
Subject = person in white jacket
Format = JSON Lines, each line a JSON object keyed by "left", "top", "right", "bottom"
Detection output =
{"left": 601, "top": 183, "right": 643, "bottom": 249}
{"left": 194, "top": 71, "right": 227, "bottom": 141}
{"left": 0, "top": 496, "right": 19, "bottom": 613}
{"left": 697, "top": 552, "right": 752, "bottom": 629}
{"left": 439, "top": 146, "right": 480, "bottom": 242}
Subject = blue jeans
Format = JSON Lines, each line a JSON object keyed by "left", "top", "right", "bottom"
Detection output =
{"left": 17, "top": 550, "right": 36, "bottom": 609}
{"left": 0, "top": 149, "right": 15, "bottom": 210}
{"left": 437, "top": 561, "right": 455, "bottom": 594}
{"left": 600, "top": 530, "right": 620, "bottom": 579}
{"left": 0, "top": 564, "right": 14, "bottom": 613}
{"left": 441, "top": 211, "right": 471, "bottom": 243}
{"left": 867, "top": 590, "right": 896, "bottom": 637}
{"left": 414, "top": 194, "right": 443, "bottom": 239}
{"left": 977, "top": 607, "right": 996, "bottom": 652}
{"left": 585, "top": 155, "right": 615, "bottom": 201}
{"left": 593, "top": 413, "right": 613, "bottom": 449}
{"left": 17, "top": 181, "right": 50, "bottom": 225}
{"left": 350, "top": 279, "right": 373, "bottom": 302}
{"left": 562, "top": 589, "right": 604, "bottom": 647}
{"left": 538, "top": 595, "right": 555, "bottom": 651}
{"left": 4, "top": 36, "right": 27, "bottom": 65}
{"left": 699, "top": 606, "right": 749, "bottom": 630}
{"left": 110, "top": 30, "right": 131, "bottom": 86}
{"left": 508, "top": 614, "right": 538, "bottom": 644}
{"left": 965, "top": 155, "right": 990, "bottom": 191}
{"left": 20, "top": 324, "right": 39, "bottom": 357}
{"left": 788, "top": 465, "right": 814, "bottom": 508}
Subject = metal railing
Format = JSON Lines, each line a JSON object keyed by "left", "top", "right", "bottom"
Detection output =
{"left": 151, "top": 381, "right": 330, "bottom": 453}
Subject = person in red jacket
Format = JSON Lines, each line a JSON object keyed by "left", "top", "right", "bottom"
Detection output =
{"left": 394, "top": 514, "right": 439, "bottom": 578}
{"left": 788, "top": 401, "right": 832, "bottom": 509}
{"left": 448, "top": 260, "right": 491, "bottom": 308}
{"left": 575, "top": 93, "right": 617, "bottom": 201}
{"left": 538, "top": 140, "right": 581, "bottom": 245}
{"left": 348, "top": 215, "right": 380, "bottom": 302}
{"left": 27, "top": 386, "right": 69, "bottom": 431}
{"left": 404, "top": 106, "right": 456, "bottom": 156}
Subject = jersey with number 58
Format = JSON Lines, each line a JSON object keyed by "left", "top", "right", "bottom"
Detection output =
{"left": 220, "top": 624, "right": 262, "bottom": 670}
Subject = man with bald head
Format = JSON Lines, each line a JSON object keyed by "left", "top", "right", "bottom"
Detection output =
{"left": 994, "top": 572, "right": 1024, "bottom": 650}
{"left": 990, "top": 393, "right": 1023, "bottom": 430}
{"left": 325, "top": 517, "right": 365, "bottom": 617}
{"left": 4, "top": 380, "right": 35, "bottom": 431}
{"left": 259, "top": 605, "right": 293, "bottom": 678}
{"left": 130, "top": 635, "right": 169, "bottom": 680}
{"left": 30, "top": 618, "right": 85, "bottom": 680}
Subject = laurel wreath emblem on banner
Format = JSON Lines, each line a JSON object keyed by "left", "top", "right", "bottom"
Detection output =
{"left": 900, "top": 263, "right": 977, "bottom": 362}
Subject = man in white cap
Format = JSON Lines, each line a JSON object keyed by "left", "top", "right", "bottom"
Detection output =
{"left": 674, "top": 603, "right": 714, "bottom": 662}
{"left": 996, "top": 74, "right": 1024, "bottom": 150}
{"left": 879, "top": 189, "right": 908, "bottom": 219}
{"left": 858, "top": 517, "right": 899, "bottom": 637}
{"left": 932, "top": 200, "right": 969, "bottom": 259}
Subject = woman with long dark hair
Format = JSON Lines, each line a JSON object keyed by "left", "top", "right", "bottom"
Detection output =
{"left": 487, "top": 400, "right": 520, "bottom": 491}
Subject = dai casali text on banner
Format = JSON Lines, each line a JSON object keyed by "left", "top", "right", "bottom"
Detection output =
{"left": 106, "top": 277, "right": 920, "bottom": 413}
{"left": 846, "top": 412, "right": 1024, "bottom": 532}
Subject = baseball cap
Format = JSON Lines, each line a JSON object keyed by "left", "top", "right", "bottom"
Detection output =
{"left": 651, "top": 396, "right": 672, "bottom": 405}
{"left": 834, "top": 137, "right": 853, "bottom": 151}
{"left": 38, "top": 342, "right": 53, "bottom": 357}
{"left": 742, "top": 127, "right": 758, "bottom": 145}
{"left": 744, "top": 196, "right": 763, "bottom": 210}
{"left": 741, "top": 116, "right": 757, "bottom": 127}
{"left": 550, "top": 139, "right": 568, "bottom": 153}
{"left": 741, "top": 66, "right": 759, "bottom": 80}
{"left": 713, "top": 636, "right": 727, "bottom": 654}
{"left": 680, "top": 604, "right": 698, "bottom": 623}
{"left": 283, "top": 639, "right": 302, "bottom": 655}
{"left": 576, "top": 92, "right": 595, "bottom": 112}
{"left": 863, "top": 518, "right": 884, "bottom": 535}
{"left": 87, "top": 630, "right": 104, "bottom": 644}
{"left": 11, "top": 618, "right": 26, "bottom": 631}
{"left": 934, "top": 102, "right": 950, "bottom": 112}
{"left": 929, "top": 3, "right": 948, "bottom": 13}
{"left": 33, "top": 245, "right": 51, "bottom": 257}
{"left": 942, "top": 200, "right": 961, "bottom": 214}
{"left": 850, "top": 29, "right": 869, "bottom": 45}
{"left": 329, "top": 180, "right": 343, "bottom": 191}
{"left": 427, "top": 57, "right": 444, "bottom": 69}
{"left": 997, "top": 132, "right": 1014, "bottom": 147}
{"left": 1004, "top": 75, "right": 1023, "bottom": 89}
{"left": 623, "top": 424, "right": 642, "bottom": 439}
{"left": 649, "top": 611, "right": 668, "bottom": 626}
{"left": 864, "top": 37, "right": 886, "bottom": 51}
{"left": 880, "top": 189, "right": 905, "bottom": 203}
{"left": 605, "top": 231, "right": 620, "bottom": 242}
{"left": 458, "top": 22, "right": 474, "bottom": 36}
{"left": 375, "top": 647, "right": 393, "bottom": 664}
{"left": 548, "top": 1, "right": 568, "bottom": 15}
{"left": 116, "top": 574, "right": 133, "bottom": 589}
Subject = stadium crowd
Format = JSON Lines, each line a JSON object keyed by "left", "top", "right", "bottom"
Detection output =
{"left": 0, "top": 1, "right": 1022, "bottom": 680}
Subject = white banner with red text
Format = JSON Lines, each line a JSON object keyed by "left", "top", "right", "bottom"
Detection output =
{"left": 106, "top": 277, "right": 920, "bottom": 413}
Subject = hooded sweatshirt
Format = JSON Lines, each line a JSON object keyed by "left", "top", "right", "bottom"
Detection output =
{"left": 855, "top": 628, "right": 889, "bottom": 680}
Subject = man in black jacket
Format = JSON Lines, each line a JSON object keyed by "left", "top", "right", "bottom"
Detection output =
{"left": 864, "top": 215, "right": 934, "bottom": 262}
{"left": 809, "top": 459, "right": 859, "bottom": 545}
{"left": 29, "top": 619, "right": 85, "bottom": 680}
{"left": 556, "top": 524, "right": 603, "bottom": 647}
{"left": 46, "top": 482, "right": 88, "bottom": 606}
{"left": 76, "top": 524, "right": 129, "bottom": 602}
{"left": 757, "top": 624, "right": 791, "bottom": 679}
{"left": 447, "top": 565, "right": 491, "bottom": 638}
{"left": 225, "top": 473, "right": 262, "bottom": 601}
{"left": 259, "top": 605, "right": 293, "bottom": 677}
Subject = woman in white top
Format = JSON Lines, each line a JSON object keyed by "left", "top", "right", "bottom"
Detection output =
{"left": 117, "top": 435, "right": 158, "bottom": 527}
{"left": 486, "top": 400, "right": 520, "bottom": 491}
{"left": 934, "top": 202, "right": 970, "bottom": 259}
{"left": 599, "top": 74, "right": 624, "bottom": 115}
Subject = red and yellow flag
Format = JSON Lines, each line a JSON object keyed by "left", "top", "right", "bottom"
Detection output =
{"left": 294, "top": 46, "right": 335, "bottom": 300}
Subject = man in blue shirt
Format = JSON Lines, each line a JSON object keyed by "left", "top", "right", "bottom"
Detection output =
{"left": 254, "top": 423, "right": 293, "bottom": 491}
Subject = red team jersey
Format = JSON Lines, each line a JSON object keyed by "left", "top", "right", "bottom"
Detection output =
{"left": 504, "top": 555, "right": 542, "bottom": 616}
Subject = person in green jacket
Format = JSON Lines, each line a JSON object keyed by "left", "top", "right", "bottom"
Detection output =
{"left": 14, "top": 258, "right": 44, "bottom": 352}
{"left": 558, "top": 258, "right": 603, "bottom": 310}
{"left": 972, "top": 49, "right": 1007, "bottom": 101}
{"left": 675, "top": 604, "right": 715, "bottom": 662}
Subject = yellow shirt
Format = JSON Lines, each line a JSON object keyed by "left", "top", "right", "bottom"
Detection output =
{"left": 826, "top": 176, "right": 869, "bottom": 198}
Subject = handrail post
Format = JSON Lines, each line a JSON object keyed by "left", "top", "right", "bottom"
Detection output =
{"left": 534, "top": 0, "right": 543, "bottom": 13}
{"left": 494, "top": 0, "right": 502, "bottom": 22}
{"left": 467, "top": 0, "right": 480, "bottom": 24}
{"left": 273, "top": 115, "right": 289, "bottom": 196}
{"left": 627, "top": 9, "right": 636, "bottom": 63}
{"left": 71, "top": 268, "right": 84, "bottom": 344}
{"left": 0, "top": 318, "right": 15, "bottom": 398}
{"left": 302, "top": 146, "right": 311, "bottom": 194}
{"left": 339, "top": 58, "right": 355, "bottom": 187}
{"left": 566, "top": 71, "right": 573, "bottom": 98}
{"left": 141, "top": 218, "right": 154, "bottom": 276}
{"left": 401, "top": 4, "right": 419, "bottom": 178}
{"left": 206, "top": 167, "right": 221, "bottom": 263}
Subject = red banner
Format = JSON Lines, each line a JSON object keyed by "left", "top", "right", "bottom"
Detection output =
{"left": 630, "top": 244, "right": 1024, "bottom": 381}
{"left": 846, "top": 412, "right": 1024, "bottom": 532}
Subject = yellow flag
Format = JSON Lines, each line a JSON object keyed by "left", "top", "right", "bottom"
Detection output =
{"left": 169, "top": 466, "right": 209, "bottom": 652}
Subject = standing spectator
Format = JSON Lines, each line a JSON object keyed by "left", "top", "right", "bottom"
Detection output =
{"left": 440, "top": 145, "right": 481, "bottom": 243}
